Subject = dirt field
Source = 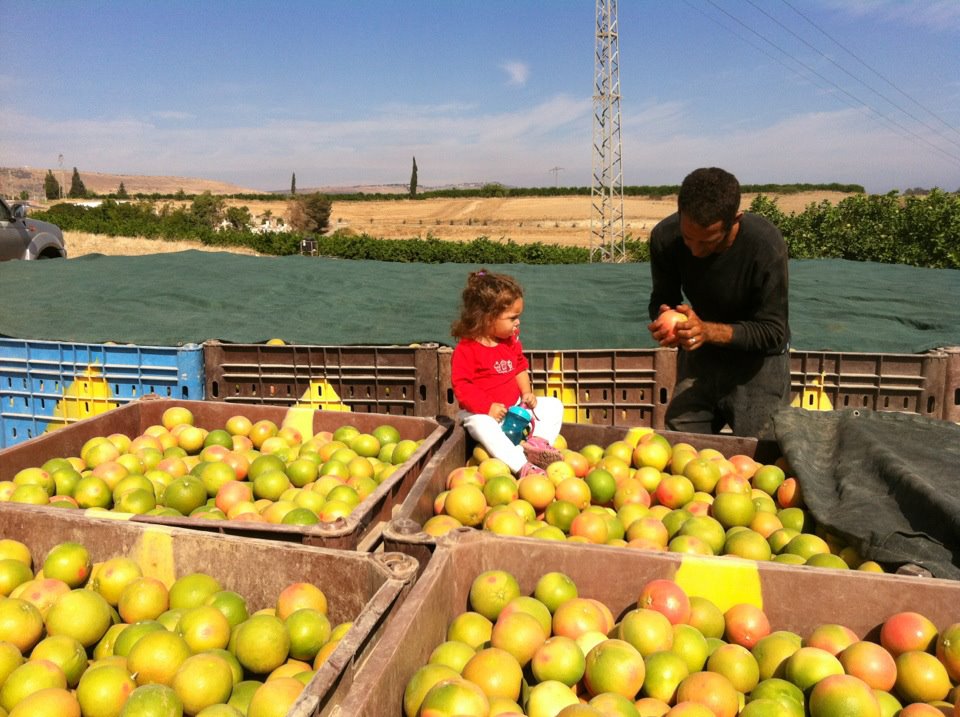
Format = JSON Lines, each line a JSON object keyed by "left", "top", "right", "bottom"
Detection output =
{"left": 64, "top": 191, "right": 852, "bottom": 258}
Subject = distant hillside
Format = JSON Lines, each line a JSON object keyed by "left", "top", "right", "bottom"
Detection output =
{"left": 0, "top": 167, "right": 260, "bottom": 199}
{"left": 1, "top": 167, "right": 490, "bottom": 201}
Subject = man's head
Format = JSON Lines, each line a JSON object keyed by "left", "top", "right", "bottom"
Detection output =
{"left": 677, "top": 167, "right": 743, "bottom": 257}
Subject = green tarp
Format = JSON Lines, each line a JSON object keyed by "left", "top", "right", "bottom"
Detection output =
{"left": 773, "top": 408, "right": 960, "bottom": 579}
{"left": 1, "top": 251, "right": 958, "bottom": 351}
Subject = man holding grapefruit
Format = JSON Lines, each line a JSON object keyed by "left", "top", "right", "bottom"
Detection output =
{"left": 647, "top": 167, "right": 790, "bottom": 439}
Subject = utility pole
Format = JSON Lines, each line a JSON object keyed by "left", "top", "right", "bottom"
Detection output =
{"left": 58, "top": 154, "right": 65, "bottom": 199}
{"left": 548, "top": 166, "right": 564, "bottom": 187}
{"left": 590, "top": 0, "right": 626, "bottom": 262}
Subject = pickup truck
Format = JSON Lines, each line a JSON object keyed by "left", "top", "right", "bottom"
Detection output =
{"left": 0, "top": 197, "right": 67, "bottom": 260}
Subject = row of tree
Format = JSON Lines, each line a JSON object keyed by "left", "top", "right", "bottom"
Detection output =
{"left": 30, "top": 190, "right": 959, "bottom": 269}
{"left": 38, "top": 164, "right": 873, "bottom": 204}
{"left": 43, "top": 168, "right": 99, "bottom": 200}
{"left": 35, "top": 191, "right": 331, "bottom": 237}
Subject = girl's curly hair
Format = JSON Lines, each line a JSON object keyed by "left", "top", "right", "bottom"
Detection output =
{"left": 451, "top": 269, "right": 524, "bottom": 340}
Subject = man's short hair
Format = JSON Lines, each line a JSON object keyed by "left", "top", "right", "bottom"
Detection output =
{"left": 678, "top": 167, "right": 741, "bottom": 228}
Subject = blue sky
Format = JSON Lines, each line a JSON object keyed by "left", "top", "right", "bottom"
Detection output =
{"left": 2, "top": 0, "right": 959, "bottom": 194}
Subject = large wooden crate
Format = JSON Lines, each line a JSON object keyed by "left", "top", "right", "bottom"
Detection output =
{"left": 333, "top": 530, "right": 960, "bottom": 716}
{"left": 0, "top": 398, "right": 449, "bottom": 550}
{"left": 384, "top": 421, "right": 779, "bottom": 574}
{"left": 0, "top": 506, "right": 420, "bottom": 716}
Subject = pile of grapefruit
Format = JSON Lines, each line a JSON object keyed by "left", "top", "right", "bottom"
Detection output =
{"left": 0, "top": 535, "right": 351, "bottom": 715}
{"left": 426, "top": 428, "right": 883, "bottom": 572}
{"left": 3, "top": 406, "right": 422, "bottom": 527}
{"left": 404, "top": 569, "right": 960, "bottom": 717}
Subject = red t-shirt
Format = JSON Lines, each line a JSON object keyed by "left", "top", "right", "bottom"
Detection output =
{"left": 451, "top": 336, "right": 529, "bottom": 414}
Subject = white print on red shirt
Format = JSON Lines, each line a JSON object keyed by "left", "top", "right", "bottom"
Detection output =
{"left": 493, "top": 359, "right": 514, "bottom": 374}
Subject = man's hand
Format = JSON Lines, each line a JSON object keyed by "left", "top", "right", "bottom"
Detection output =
{"left": 648, "top": 304, "right": 714, "bottom": 350}
{"left": 672, "top": 307, "right": 734, "bottom": 350}
{"left": 672, "top": 305, "right": 704, "bottom": 350}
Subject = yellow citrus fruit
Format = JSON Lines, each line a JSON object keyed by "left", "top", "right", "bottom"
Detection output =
{"left": 90, "top": 556, "right": 143, "bottom": 607}
{"left": 619, "top": 608, "right": 674, "bottom": 657}
{"left": 44, "top": 589, "right": 113, "bottom": 648}
{"left": 582, "top": 638, "right": 646, "bottom": 699}
{"left": 227, "top": 679, "right": 262, "bottom": 714}
{"left": 126, "top": 630, "right": 192, "bottom": 686}
{"left": 0, "top": 640, "right": 25, "bottom": 685}
{"left": 246, "top": 676, "right": 305, "bottom": 717}
{"left": 162, "top": 476, "right": 208, "bottom": 515}
{"left": 530, "top": 635, "right": 586, "bottom": 687}
{"left": 418, "top": 677, "right": 489, "bottom": 717}
{"left": 534, "top": 572, "right": 578, "bottom": 614}
{"left": 177, "top": 605, "right": 232, "bottom": 652}
{"left": 0, "top": 540, "right": 32, "bottom": 567}
{"left": 77, "top": 663, "right": 138, "bottom": 717}
{"left": 8, "top": 686, "right": 81, "bottom": 717}
{"left": 276, "top": 582, "right": 327, "bottom": 619}
{"left": 118, "top": 576, "right": 170, "bottom": 623}
{"left": 232, "top": 614, "right": 291, "bottom": 676}
{"left": 312, "top": 639, "right": 340, "bottom": 669}
{"left": 444, "top": 484, "right": 488, "bottom": 527}
{"left": 204, "top": 590, "right": 249, "bottom": 629}
{"left": 469, "top": 570, "right": 521, "bottom": 621}
{"left": 0, "top": 559, "right": 33, "bottom": 598}
{"left": 446, "top": 611, "right": 493, "bottom": 650}
{"left": 707, "top": 642, "right": 761, "bottom": 693}
{"left": 671, "top": 623, "right": 710, "bottom": 674}
{"left": 492, "top": 610, "right": 547, "bottom": 667}
{"left": 42, "top": 542, "right": 91, "bottom": 589}
{"left": 461, "top": 646, "right": 523, "bottom": 701}
{"left": 119, "top": 683, "right": 183, "bottom": 716}
{"left": 285, "top": 608, "right": 332, "bottom": 662}
{"left": 168, "top": 572, "right": 222, "bottom": 610}
{"left": 404, "top": 664, "right": 461, "bottom": 717}
{"left": 29, "top": 634, "right": 88, "bottom": 687}
{"left": 428, "top": 640, "right": 477, "bottom": 673}
{"left": 0, "top": 659, "right": 68, "bottom": 713}
{"left": 643, "top": 649, "right": 690, "bottom": 703}
{"left": 112, "top": 621, "right": 165, "bottom": 659}
{"left": 170, "top": 652, "right": 234, "bottom": 715}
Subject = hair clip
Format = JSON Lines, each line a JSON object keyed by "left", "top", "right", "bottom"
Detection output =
{"left": 476, "top": 270, "right": 486, "bottom": 276}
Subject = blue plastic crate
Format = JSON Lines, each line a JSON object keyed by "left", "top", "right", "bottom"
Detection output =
{"left": 0, "top": 339, "right": 204, "bottom": 448}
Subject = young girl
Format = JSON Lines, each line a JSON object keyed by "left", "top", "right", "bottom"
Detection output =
{"left": 451, "top": 269, "right": 565, "bottom": 477}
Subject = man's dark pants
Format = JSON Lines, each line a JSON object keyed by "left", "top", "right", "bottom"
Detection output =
{"left": 665, "top": 348, "right": 791, "bottom": 440}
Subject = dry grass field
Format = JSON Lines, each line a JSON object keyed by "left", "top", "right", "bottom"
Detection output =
{"left": 64, "top": 191, "right": 852, "bottom": 258}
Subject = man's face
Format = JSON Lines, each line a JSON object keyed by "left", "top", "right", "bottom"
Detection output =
{"left": 679, "top": 213, "right": 741, "bottom": 258}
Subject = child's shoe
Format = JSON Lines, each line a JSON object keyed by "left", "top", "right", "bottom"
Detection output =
{"left": 518, "top": 462, "right": 546, "bottom": 478}
{"left": 522, "top": 436, "right": 564, "bottom": 469}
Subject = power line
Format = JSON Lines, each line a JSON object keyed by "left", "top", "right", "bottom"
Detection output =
{"left": 696, "top": 0, "right": 960, "bottom": 168}
{"left": 745, "top": 0, "right": 960, "bottom": 155}
{"left": 780, "top": 0, "right": 960, "bottom": 144}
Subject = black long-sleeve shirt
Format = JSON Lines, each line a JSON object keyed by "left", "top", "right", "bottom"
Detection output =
{"left": 648, "top": 212, "right": 790, "bottom": 355}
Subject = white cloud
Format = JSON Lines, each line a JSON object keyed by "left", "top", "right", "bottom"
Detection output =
{"left": 152, "top": 111, "right": 196, "bottom": 121}
{"left": 3, "top": 99, "right": 956, "bottom": 192}
{"left": 0, "top": 96, "right": 594, "bottom": 188}
{"left": 500, "top": 61, "right": 530, "bottom": 87}
{"left": 622, "top": 107, "right": 960, "bottom": 192}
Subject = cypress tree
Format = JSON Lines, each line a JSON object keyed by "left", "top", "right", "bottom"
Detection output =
{"left": 68, "top": 167, "right": 87, "bottom": 198}
{"left": 44, "top": 170, "right": 61, "bottom": 200}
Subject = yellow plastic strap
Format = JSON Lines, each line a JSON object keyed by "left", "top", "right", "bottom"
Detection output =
{"left": 132, "top": 527, "right": 177, "bottom": 587}
{"left": 674, "top": 554, "right": 763, "bottom": 612}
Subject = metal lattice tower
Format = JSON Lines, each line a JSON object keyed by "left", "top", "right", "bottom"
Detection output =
{"left": 590, "top": 0, "right": 626, "bottom": 262}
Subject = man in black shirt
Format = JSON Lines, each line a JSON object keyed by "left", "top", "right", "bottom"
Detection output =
{"left": 647, "top": 167, "right": 791, "bottom": 439}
